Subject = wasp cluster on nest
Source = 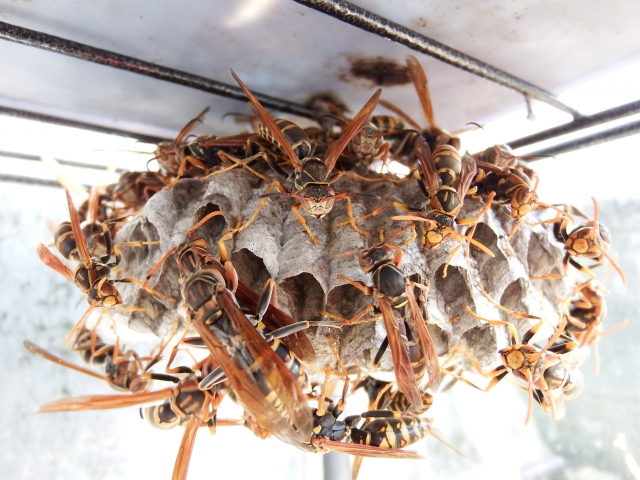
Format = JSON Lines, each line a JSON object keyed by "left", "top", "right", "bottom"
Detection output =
{"left": 29, "top": 57, "right": 625, "bottom": 480}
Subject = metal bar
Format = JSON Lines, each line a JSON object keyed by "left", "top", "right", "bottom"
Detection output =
{"left": 293, "top": 0, "right": 581, "bottom": 117}
{"left": 527, "top": 120, "right": 640, "bottom": 157}
{"left": 0, "top": 149, "right": 128, "bottom": 174}
{"left": 508, "top": 99, "right": 640, "bottom": 149}
{"left": 0, "top": 173, "right": 65, "bottom": 188}
{"left": 0, "top": 105, "right": 167, "bottom": 144}
{"left": 0, "top": 21, "right": 316, "bottom": 120}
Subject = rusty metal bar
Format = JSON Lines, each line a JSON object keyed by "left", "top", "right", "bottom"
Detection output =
{"left": 0, "top": 21, "right": 316, "bottom": 119}
{"left": 293, "top": 0, "right": 581, "bottom": 117}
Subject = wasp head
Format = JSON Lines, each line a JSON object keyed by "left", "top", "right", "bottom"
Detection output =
{"left": 299, "top": 184, "right": 336, "bottom": 218}
{"left": 421, "top": 212, "right": 455, "bottom": 249}
{"left": 357, "top": 245, "right": 394, "bottom": 273}
{"left": 510, "top": 185, "right": 538, "bottom": 219}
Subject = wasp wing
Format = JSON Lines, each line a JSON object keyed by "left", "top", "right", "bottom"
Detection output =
{"left": 37, "top": 242, "right": 76, "bottom": 283}
{"left": 172, "top": 415, "right": 202, "bottom": 480}
{"left": 404, "top": 281, "right": 441, "bottom": 392}
{"left": 324, "top": 89, "right": 381, "bottom": 171}
{"left": 198, "top": 132, "right": 255, "bottom": 147}
{"left": 378, "top": 99, "right": 421, "bottom": 131}
{"left": 230, "top": 70, "right": 302, "bottom": 171}
{"left": 173, "top": 107, "right": 209, "bottom": 148}
{"left": 559, "top": 346, "right": 590, "bottom": 369}
{"left": 37, "top": 388, "right": 174, "bottom": 413}
{"left": 456, "top": 153, "right": 478, "bottom": 201}
{"left": 192, "top": 289, "right": 313, "bottom": 447}
{"left": 235, "top": 280, "right": 316, "bottom": 363}
{"left": 65, "top": 190, "right": 93, "bottom": 267}
{"left": 406, "top": 55, "right": 437, "bottom": 130}
{"left": 320, "top": 439, "right": 423, "bottom": 459}
{"left": 414, "top": 136, "right": 439, "bottom": 197}
{"left": 377, "top": 293, "right": 424, "bottom": 410}
{"left": 540, "top": 387, "right": 566, "bottom": 421}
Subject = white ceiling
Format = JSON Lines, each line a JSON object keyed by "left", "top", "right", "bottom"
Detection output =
{"left": 0, "top": 0, "right": 638, "bottom": 140}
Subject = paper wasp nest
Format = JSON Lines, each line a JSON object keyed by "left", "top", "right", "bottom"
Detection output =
{"left": 112, "top": 166, "right": 571, "bottom": 382}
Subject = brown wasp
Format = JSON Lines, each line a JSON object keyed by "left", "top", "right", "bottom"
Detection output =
{"left": 375, "top": 55, "right": 460, "bottom": 164}
{"left": 38, "top": 191, "right": 174, "bottom": 345}
{"left": 142, "top": 210, "right": 317, "bottom": 363}
{"left": 472, "top": 159, "right": 573, "bottom": 255}
{"left": 35, "top": 354, "right": 230, "bottom": 480}
{"left": 181, "top": 261, "right": 315, "bottom": 449}
{"left": 24, "top": 332, "right": 175, "bottom": 393}
{"left": 322, "top": 228, "right": 441, "bottom": 409}
{"left": 442, "top": 312, "right": 586, "bottom": 423}
{"left": 560, "top": 278, "right": 627, "bottom": 373}
{"left": 373, "top": 136, "right": 495, "bottom": 275}
{"left": 225, "top": 70, "right": 382, "bottom": 245}
{"left": 533, "top": 197, "right": 625, "bottom": 284}
{"left": 152, "top": 107, "right": 211, "bottom": 182}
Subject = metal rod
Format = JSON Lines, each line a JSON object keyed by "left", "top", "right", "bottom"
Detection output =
{"left": 0, "top": 173, "right": 65, "bottom": 188}
{"left": 293, "top": 0, "right": 581, "bottom": 118}
{"left": 508, "top": 99, "right": 640, "bottom": 149}
{"left": 0, "top": 150, "right": 128, "bottom": 173}
{"left": 0, "top": 21, "right": 316, "bottom": 119}
{"left": 0, "top": 105, "right": 167, "bottom": 144}
{"left": 527, "top": 119, "right": 640, "bottom": 157}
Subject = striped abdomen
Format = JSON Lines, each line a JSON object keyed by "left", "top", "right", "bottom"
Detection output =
{"left": 350, "top": 415, "right": 431, "bottom": 449}
{"left": 383, "top": 390, "right": 433, "bottom": 415}
{"left": 370, "top": 116, "right": 405, "bottom": 133}
{"left": 256, "top": 322, "right": 310, "bottom": 394}
{"left": 258, "top": 119, "right": 314, "bottom": 159}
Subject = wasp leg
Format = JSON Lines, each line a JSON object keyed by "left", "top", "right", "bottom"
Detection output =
{"left": 464, "top": 305, "right": 520, "bottom": 345}
{"left": 292, "top": 202, "right": 319, "bottom": 245}
{"left": 114, "top": 277, "right": 176, "bottom": 303}
{"left": 204, "top": 151, "right": 273, "bottom": 183}
{"left": 441, "top": 345, "right": 509, "bottom": 391}
{"left": 218, "top": 181, "right": 286, "bottom": 253}
{"left": 333, "top": 201, "right": 416, "bottom": 230}
{"left": 326, "top": 333, "right": 350, "bottom": 410}
{"left": 319, "top": 305, "right": 379, "bottom": 325}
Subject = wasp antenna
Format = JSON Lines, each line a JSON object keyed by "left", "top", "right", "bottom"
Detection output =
{"left": 596, "top": 245, "right": 626, "bottom": 285}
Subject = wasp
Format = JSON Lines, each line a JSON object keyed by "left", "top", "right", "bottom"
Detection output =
{"left": 472, "top": 159, "right": 573, "bottom": 255}
{"left": 109, "top": 170, "right": 168, "bottom": 214}
{"left": 152, "top": 107, "right": 211, "bottom": 182}
{"left": 322, "top": 229, "right": 441, "bottom": 409}
{"left": 142, "top": 211, "right": 317, "bottom": 363}
{"left": 181, "top": 262, "right": 314, "bottom": 449}
{"left": 223, "top": 70, "right": 382, "bottom": 245}
{"left": 533, "top": 198, "right": 625, "bottom": 284}
{"left": 38, "top": 191, "right": 174, "bottom": 345}
{"left": 24, "top": 333, "right": 176, "bottom": 393}
{"left": 35, "top": 355, "right": 229, "bottom": 480}
{"left": 373, "top": 55, "right": 460, "bottom": 166}
{"left": 443, "top": 312, "right": 587, "bottom": 423}
{"left": 560, "top": 278, "right": 627, "bottom": 373}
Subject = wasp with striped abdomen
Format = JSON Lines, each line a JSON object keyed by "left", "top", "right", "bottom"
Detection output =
{"left": 222, "top": 70, "right": 382, "bottom": 245}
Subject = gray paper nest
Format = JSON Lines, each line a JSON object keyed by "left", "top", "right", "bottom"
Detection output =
{"left": 112, "top": 166, "right": 571, "bottom": 383}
